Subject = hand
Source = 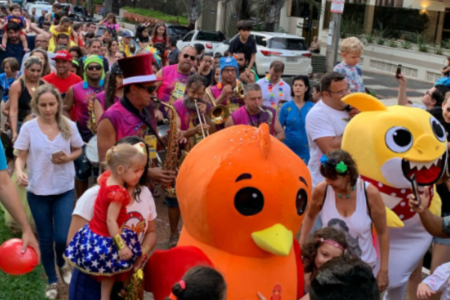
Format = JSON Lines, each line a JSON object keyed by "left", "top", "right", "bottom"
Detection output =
{"left": 222, "top": 84, "right": 233, "bottom": 96}
{"left": 11, "top": 131, "right": 17, "bottom": 143}
{"left": 417, "top": 283, "right": 435, "bottom": 299}
{"left": 349, "top": 107, "right": 360, "bottom": 119}
{"left": 195, "top": 123, "right": 210, "bottom": 135}
{"left": 118, "top": 246, "right": 132, "bottom": 261}
{"left": 16, "top": 171, "right": 28, "bottom": 187}
{"left": 376, "top": 269, "right": 389, "bottom": 293}
{"left": 198, "top": 60, "right": 206, "bottom": 72}
{"left": 148, "top": 167, "right": 176, "bottom": 185}
{"left": 154, "top": 109, "right": 164, "bottom": 122}
{"left": 396, "top": 73, "right": 407, "bottom": 86}
{"left": 51, "top": 152, "right": 69, "bottom": 164}
{"left": 175, "top": 130, "right": 187, "bottom": 144}
{"left": 133, "top": 253, "right": 148, "bottom": 271}
{"left": 197, "top": 102, "right": 207, "bottom": 115}
{"left": 408, "top": 187, "right": 431, "bottom": 214}
{"left": 244, "top": 68, "right": 251, "bottom": 77}
{"left": 21, "top": 229, "right": 40, "bottom": 262}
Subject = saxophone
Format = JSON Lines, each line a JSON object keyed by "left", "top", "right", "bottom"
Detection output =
{"left": 152, "top": 98, "right": 179, "bottom": 198}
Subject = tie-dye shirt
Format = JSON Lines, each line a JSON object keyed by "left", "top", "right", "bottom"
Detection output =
{"left": 333, "top": 62, "right": 365, "bottom": 93}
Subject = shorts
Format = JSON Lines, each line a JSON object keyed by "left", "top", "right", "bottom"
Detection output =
{"left": 164, "top": 196, "right": 179, "bottom": 208}
{"left": 434, "top": 212, "right": 450, "bottom": 245}
{"left": 74, "top": 145, "right": 99, "bottom": 182}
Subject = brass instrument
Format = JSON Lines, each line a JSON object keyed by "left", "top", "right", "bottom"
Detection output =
{"left": 259, "top": 106, "right": 273, "bottom": 127}
{"left": 194, "top": 99, "right": 209, "bottom": 139}
{"left": 152, "top": 97, "right": 178, "bottom": 198}
{"left": 209, "top": 97, "right": 230, "bottom": 125}
{"left": 233, "top": 81, "right": 245, "bottom": 99}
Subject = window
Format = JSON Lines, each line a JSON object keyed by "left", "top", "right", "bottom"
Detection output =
{"left": 196, "top": 31, "right": 226, "bottom": 42}
{"left": 254, "top": 35, "right": 267, "bottom": 47}
{"left": 268, "top": 38, "right": 308, "bottom": 51}
{"left": 183, "top": 32, "right": 195, "bottom": 42}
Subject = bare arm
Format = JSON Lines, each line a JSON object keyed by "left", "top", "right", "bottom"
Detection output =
{"left": 8, "top": 81, "right": 21, "bottom": 142}
{"left": 106, "top": 201, "right": 122, "bottom": 237}
{"left": 396, "top": 74, "right": 410, "bottom": 106}
{"left": 225, "top": 115, "right": 235, "bottom": 128}
{"left": 247, "top": 53, "right": 256, "bottom": 71}
{"left": 140, "top": 220, "right": 156, "bottom": 256}
{"left": 66, "top": 215, "right": 88, "bottom": 244}
{"left": 441, "top": 66, "right": 450, "bottom": 75}
{"left": 274, "top": 116, "right": 285, "bottom": 141}
{"left": 299, "top": 182, "right": 326, "bottom": 245}
{"left": 63, "top": 87, "right": 74, "bottom": 117}
{"left": 367, "top": 184, "right": 389, "bottom": 291}
{"left": 29, "top": 23, "right": 51, "bottom": 39}
{"left": 93, "top": 98, "right": 104, "bottom": 131}
{"left": 97, "top": 118, "right": 117, "bottom": 163}
{"left": 315, "top": 136, "right": 342, "bottom": 155}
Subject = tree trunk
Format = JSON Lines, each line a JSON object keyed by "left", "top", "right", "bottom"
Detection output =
{"left": 187, "top": 0, "right": 201, "bottom": 31}
{"left": 87, "top": 0, "right": 94, "bottom": 16}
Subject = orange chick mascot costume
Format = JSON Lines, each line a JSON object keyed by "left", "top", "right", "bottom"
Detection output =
{"left": 145, "top": 123, "right": 311, "bottom": 300}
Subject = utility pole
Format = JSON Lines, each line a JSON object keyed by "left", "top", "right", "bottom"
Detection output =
{"left": 325, "top": 0, "right": 344, "bottom": 72}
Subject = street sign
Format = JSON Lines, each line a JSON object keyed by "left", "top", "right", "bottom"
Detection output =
{"left": 331, "top": 0, "right": 345, "bottom": 13}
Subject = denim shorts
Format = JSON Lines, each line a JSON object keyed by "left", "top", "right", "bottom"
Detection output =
{"left": 433, "top": 212, "right": 450, "bottom": 245}
{"left": 164, "top": 196, "right": 179, "bottom": 208}
{"left": 74, "top": 145, "right": 99, "bottom": 182}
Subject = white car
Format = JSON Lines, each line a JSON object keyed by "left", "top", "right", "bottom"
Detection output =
{"left": 215, "top": 31, "right": 312, "bottom": 77}
{"left": 176, "top": 30, "right": 227, "bottom": 54}
{"left": 26, "top": 3, "right": 52, "bottom": 16}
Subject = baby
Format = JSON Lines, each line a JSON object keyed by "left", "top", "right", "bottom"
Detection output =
{"left": 1, "top": 4, "right": 29, "bottom": 52}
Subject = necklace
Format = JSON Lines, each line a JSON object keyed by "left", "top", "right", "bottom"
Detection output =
{"left": 337, "top": 186, "right": 355, "bottom": 199}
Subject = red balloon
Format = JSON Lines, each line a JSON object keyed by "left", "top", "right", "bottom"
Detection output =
{"left": 0, "top": 238, "right": 38, "bottom": 275}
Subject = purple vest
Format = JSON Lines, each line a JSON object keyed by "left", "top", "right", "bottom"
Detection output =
{"left": 173, "top": 98, "right": 212, "bottom": 131}
{"left": 208, "top": 84, "right": 245, "bottom": 109}
{"left": 95, "top": 91, "right": 120, "bottom": 111}
{"left": 156, "top": 65, "right": 190, "bottom": 104}
{"left": 100, "top": 100, "right": 157, "bottom": 141}
{"left": 231, "top": 106, "right": 276, "bottom": 135}
{"left": 72, "top": 82, "right": 104, "bottom": 142}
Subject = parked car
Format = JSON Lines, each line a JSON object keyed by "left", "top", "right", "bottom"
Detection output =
{"left": 61, "top": 4, "right": 96, "bottom": 22}
{"left": 23, "top": 0, "right": 49, "bottom": 10}
{"left": 176, "top": 30, "right": 227, "bottom": 53}
{"left": 166, "top": 24, "right": 189, "bottom": 41}
{"left": 215, "top": 31, "right": 312, "bottom": 77}
{"left": 26, "top": 3, "right": 52, "bottom": 16}
{"left": 96, "top": 25, "right": 134, "bottom": 38}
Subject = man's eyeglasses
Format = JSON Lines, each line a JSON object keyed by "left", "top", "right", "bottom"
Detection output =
{"left": 137, "top": 85, "right": 157, "bottom": 94}
{"left": 325, "top": 89, "right": 350, "bottom": 97}
{"left": 87, "top": 65, "right": 102, "bottom": 71}
{"left": 183, "top": 53, "right": 196, "bottom": 61}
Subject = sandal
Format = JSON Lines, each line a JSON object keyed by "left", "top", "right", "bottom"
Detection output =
{"left": 45, "top": 283, "right": 58, "bottom": 300}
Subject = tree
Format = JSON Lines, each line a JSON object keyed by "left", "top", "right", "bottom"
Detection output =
{"left": 87, "top": 0, "right": 94, "bottom": 16}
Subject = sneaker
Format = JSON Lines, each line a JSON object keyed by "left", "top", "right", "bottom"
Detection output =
{"left": 59, "top": 263, "right": 72, "bottom": 285}
{"left": 169, "top": 234, "right": 179, "bottom": 249}
{"left": 45, "top": 283, "right": 58, "bottom": 300}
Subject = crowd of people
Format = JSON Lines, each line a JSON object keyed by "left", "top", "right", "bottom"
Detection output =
{"left": 0, "top": 3, "right": 450, "bottom": 299}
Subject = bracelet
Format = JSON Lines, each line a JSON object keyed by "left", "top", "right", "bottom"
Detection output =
{"left": 142, "top": 245, "right": 150, "bottom": 256}
{"left": 113, "top": 234, "right": 126, "bottom": 250}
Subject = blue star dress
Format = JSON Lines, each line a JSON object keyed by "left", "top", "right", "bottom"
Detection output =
{"left": 64, "top": 183, "right": 142, "bottom": 276}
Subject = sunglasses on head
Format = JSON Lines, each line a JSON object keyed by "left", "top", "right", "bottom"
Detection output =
{"left": 87, "top": 65, "right": 102, "bottom": 71}
{"left": 137, "top": 85, "right": 156, "bottom": 94}
{"left": 183, "top": 53, "right": 196, "bottom": 61}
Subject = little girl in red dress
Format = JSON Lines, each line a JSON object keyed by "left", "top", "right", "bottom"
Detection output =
{"left": 64, "top": 143, "right": 148, "bottom": 300}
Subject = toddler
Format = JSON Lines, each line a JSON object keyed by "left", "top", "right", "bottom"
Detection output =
{"left": 64, "top": 143, "right": 147, "bottom": 300}
{"left": 1, "top": 4, "right": 29, "bottom": 52}
{"left": 417, "top": 262, "right": 450, "bottom": 300}
{"left": 333, "top": 37, "right": 365, "bottom": 93}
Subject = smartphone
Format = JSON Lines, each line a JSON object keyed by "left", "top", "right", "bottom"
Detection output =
{"left": 396, "top": 64, "right": 402, "bottom": 78}
{"left": 52, "top": 150, "right": 63, "bottom": 159}
{"left": 410, "top": 174, "right": 421, "bottom": 207}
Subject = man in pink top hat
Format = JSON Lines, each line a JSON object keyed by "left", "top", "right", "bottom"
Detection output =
{"left": 96, "top": 53, "right": 176, "bottom": 186}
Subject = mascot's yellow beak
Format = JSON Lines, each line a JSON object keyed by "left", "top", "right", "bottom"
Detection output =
{"left": 251, "top": 224, "right": 293, "bottom": 256}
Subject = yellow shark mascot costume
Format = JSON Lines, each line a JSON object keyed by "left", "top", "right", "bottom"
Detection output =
{"left": 342, "top": 93, "right": 446, "bottom": 300}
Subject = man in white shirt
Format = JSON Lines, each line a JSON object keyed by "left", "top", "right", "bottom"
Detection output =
{"left": 256, "top": 61, "right": 291, "bottom": 109}
{"left": 306, "top": 72, "right": 351, "bottom": 187}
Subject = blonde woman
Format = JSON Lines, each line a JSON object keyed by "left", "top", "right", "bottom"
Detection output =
{"left": 14, "top": 84, "right": 83, "bottom": 300}
{"left": 5, "top": 56, "right": 46, "bottom": 142}
{"left": 29, "top": 48, "right": 55, "bottom": 76}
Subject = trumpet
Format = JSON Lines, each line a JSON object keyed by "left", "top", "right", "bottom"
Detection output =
{"left": 194, "top": 99, "right": 210, "bottom": 139}
{"left": 233, "top": 81, "right": 245, "bottom": 99}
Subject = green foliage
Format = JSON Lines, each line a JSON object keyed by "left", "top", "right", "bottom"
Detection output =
{"left": 93, "top": 0, "right": 103, "bottom": 5}
{"left": 340, "top": 17, "right": 364, "bottom": 38}
{"left": 373, "top": 20, "right": 389, "bottom": 38}
{"left": 419, "top": 44, "right": 428, "bottom": 52}
{"left": 122, "top": 7, "right": 188, "bottom": 25}
{"left": 401, "top": 40, "right": 412, "bottom": 49}
{"left": 388, "top": 39, "right": 397, "bottom": 48}
{"left": 442, "top": 39, "right": 450, "bottom": 50}
{"left": 365, "top": 34, "right": 374, "bottom": 44}
{"left": 435, "top": 45, "right": 443, "bottom": 55}
{"left": 377, "top": 38, "right": 385, "bottom": 45}
{"left": 372, "top": 5, "right": 429, "bottom": 37}
{"left": 0, "top": 213, "right": 47, "bottom": 300}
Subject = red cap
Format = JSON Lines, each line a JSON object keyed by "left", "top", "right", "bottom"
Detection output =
{"left": 52, "top": 50, "right": 73, "bottom": 62}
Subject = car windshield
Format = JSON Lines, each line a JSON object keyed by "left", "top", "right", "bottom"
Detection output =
{"left": 268, "top": 38, "right": 308, "bottom": 51}
{"left": 169, "top": 27, "right": 189, "bottom": 36}
{"left": 196, "top": 31, "right": 226, "bottom": 42}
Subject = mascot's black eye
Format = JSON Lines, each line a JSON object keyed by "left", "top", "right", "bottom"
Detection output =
{"left": 234, "top": 187, "right": 264, "bottom": 216}
{"left": 385, "top": 126, "right": 413, "bottom": 153}
{"left": 296, "top": 189, "right": 308, "bottom": 216}
{"left": 431, "top": 117, "right": 446, "bottom": 142}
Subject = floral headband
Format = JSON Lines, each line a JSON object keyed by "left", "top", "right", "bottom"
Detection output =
{"left": 316, "top": 237, "right": 345, "bottom": 251}
{"left": 320, "top": 154, "right": 348, "bottom": 174}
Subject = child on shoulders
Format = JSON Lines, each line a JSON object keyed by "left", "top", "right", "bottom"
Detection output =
{"left": 1, "top": 4, "right": 29, "bottom": 52}
{"left": 333, "top": 37, "right": 365, "bottom": 94}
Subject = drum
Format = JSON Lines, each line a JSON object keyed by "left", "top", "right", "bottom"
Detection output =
{"left": 85, "top": 135, "right": 99, "bottom": 165}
